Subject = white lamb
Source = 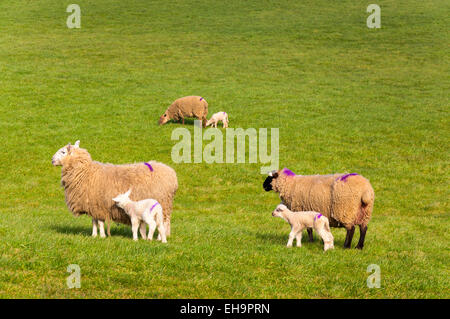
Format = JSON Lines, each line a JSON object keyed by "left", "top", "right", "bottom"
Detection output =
{"left": 112, "top": 189, "right": 167, "bottom": 243}
{"left": 206, "top": 111, "right": 229, "bottom": 128}
{"left": 272, "top": 204, "right": 334, "bottom": 251}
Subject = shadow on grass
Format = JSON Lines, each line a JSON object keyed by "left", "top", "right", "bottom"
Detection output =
{"left": 255, "top": 232, "right": 346, "bottom": 249}
{"left": 48, "top": 224, "right": 132, "bottom": 239}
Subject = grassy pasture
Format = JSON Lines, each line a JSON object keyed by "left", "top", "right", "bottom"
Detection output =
{"left": 0, "top": 0, "right": 448, "bottom": 298}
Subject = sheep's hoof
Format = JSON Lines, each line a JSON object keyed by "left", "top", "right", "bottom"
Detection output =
{"left": 355, "top": 245, "right": 363, "bottom": 250}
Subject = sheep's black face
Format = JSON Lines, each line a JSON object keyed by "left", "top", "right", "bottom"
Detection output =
{"left": 263, "top": 176, "right": 273, "bottom": 191}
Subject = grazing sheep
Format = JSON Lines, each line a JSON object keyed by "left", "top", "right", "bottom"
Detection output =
{"left": 52, "top": 140, "right": 178, "bottom": 238}
{"left": 206, "top": 111, "right": 229, "bottom": 128}
{"left": 263, "top": 168, "right": 374, "bottom": 249}
{"left": 112, "top": 189, "right": 167, "bottom": 243}
{"left": 272, "top": 204, "right": 334, "bottom": 251}
{"left": 159, "top": 96, "right": 208, "bottom": 127}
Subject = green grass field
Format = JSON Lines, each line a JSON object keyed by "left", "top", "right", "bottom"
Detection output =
{"left": 0, "top": 0, "right": 448, "bottom": 298}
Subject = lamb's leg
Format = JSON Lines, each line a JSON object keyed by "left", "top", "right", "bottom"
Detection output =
{"left": 295, "top": 231, "right": 302, "bottom": 247}
{"left": 316, "top": 227, "right": 332, "bottom": 251}
{"left": 139, "top": 222, "right": 147, "bottom": 240}
{"left": 182, "top": 117, "right": 185, "bottom": 125}
{"left": 344, "top": 226, "right": 355, "bottom": 248}
{"left": 287, "top": 226, "right": 298, "bottom": 247}
{"left": 157, "top": 220, "right": 167, "bottom": 243}
{"left": 307, "top": 228, "right": 314, "bottom": 242}
{"left": 355, "top": 225, "right": 368, "bottom": 250}
{"left": 98, "top": 220, "right": 106, "bottom": 238}
{"left": 131, "top": 219, "right": 139, "bottom": 241}
{"left": 148, "top": 220, "right": 157, "bottom": 241}
{"left": 92, "top": 219, "right": 98, "bottom": 237}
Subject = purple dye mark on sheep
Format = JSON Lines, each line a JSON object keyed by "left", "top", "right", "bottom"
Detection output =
{"left": 200, "top": 97, "right": 203, "bottom": 101}
{"left": 282, "top": 168, "right": 296, "bottom": 176}
{"left": 144, "top": 162, "right": 154, "bottom": 172}
{"left": 339, "top": 173, "right": 358, "bottom": 182}
{"left": 150, "top": 202, "right": 159, "bottom": 212}
{"left": 314, "top": 213, "right": 322, "bottom": 221}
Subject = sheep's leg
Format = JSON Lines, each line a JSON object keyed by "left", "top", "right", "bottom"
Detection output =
{"left": 139, "top": 222, "right": 147, "bottom": 240}
{"left": 287, "top": 227, "right": 298, "bottom": 247}
{"left": 92, "top": 219, "right": 98, "bottom": 237}
{"left": 98, "top": 220, "right": 106, "bottom": 238}
{"left": 182, "top": 117, "right": 185, "bottom": 125}
{"left": 148, "top": 220, "right": 157, "bottom": 241}
{"left": 131, "top": 219, "right": 139, "bottom": 241}
{"left": 355, "top": 225, "right": 368, "bottom": 250}
{"left": 157, "top": 220, "right": 167, "bottom": 243}
{"left": 295, "top": 231, "right": 302, "bottom": 247}
{"left": 307, "top": 228, "right": 314, "bottom": 242}
{"left": 106, "top": 218, "right": 111, "bottom": 237}
{"left": 344, "top": 226, "right": 355, "bottom": 248}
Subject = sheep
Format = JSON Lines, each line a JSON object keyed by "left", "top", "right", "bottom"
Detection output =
{"left": 159, "top": 96, "right": 209, "bottom": 127}
{"left": 263, "top": 168, "right": 374, "bottom": 249}
{"left": 206, "top": 111, "right": 229, "bottom": 128}
{"left": 112, "top": 189, "right": 167, "bottom": 243}
{"left": 51, "top": 140, "right": 178, "bottom": 238}
{"left": 272, "top": 204, "right": 334, "bottom": 251}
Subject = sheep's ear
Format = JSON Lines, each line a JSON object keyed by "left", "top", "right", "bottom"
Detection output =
{"left": 74, "top": 140, "right": 80, "bottom": 148}
{"left": 272, "top": 171, "right": 279, "bottom": 178}
{"left": 67, "top": 143, "right": 72, "bottom": 152}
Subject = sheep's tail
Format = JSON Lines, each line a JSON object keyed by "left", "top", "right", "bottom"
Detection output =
{"left": 361, "top": 189, "right": 374, "bottom": 206}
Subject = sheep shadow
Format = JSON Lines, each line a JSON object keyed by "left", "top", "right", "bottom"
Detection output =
{"left": 49, "top": 224, "right": 134, "bottom": 239}
{"left": 255, "top": 232, "right": 345, "bottom": 250}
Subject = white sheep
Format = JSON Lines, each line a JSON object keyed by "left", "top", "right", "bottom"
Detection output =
{"left": 112, "top": 189, "right": 167, "bottom": 243}
{"left": 272, "top": 204, "right": 334, "bottom": 251}
{"left": 206, "top": 111, "right": 229, "bottom": 128}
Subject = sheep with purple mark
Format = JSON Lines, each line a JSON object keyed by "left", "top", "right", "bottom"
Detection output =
{"left": 52, "top": 140, "right": 178, "bottom": 238}
{"left": 263, "top": 168, "right": 375, "bottom": 249}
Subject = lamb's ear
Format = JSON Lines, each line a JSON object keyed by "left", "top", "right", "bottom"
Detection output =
{"left": 125, "top": 189, "right": 132, "bottom": 197}
{"left": 74, "top": 140, "right": 80, "bottom": 148}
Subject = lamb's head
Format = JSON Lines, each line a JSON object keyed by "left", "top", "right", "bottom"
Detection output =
{"left": 112, "top": 189, "right": 132, "bottom": 209}
{"left": 52, "top": 140, "right": 80, "bottom": 166}
{"left": 158, "top": 111, "right": 170, "bottom": 125}
{"left": 272, "top": 204, "right": 288, "bottom": 217}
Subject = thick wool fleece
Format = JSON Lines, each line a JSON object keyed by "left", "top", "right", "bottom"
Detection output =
{"left": 270, "top": 170, "right": 374, "bottom": 229}
{"left": 60, "top": 148, "right": 178, "bottom": 230}
{"left": 162, "top": 96, "right": 208, "bottom": 124}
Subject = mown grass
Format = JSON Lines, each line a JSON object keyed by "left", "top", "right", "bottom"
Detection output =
{"left": 0, "top": 0, "right": 448, "bottom": 298}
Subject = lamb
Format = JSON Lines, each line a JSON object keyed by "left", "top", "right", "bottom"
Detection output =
{"left": 263, "top": 168, "right": 374, "bottom": 249}
{"left": 205, "top": 111, "right": 229, "bottom": 128}
{"left": 112, "top": 189, "right": 167, "bottom": 243}
{"left": 52, "top": 140, "right": 178, "bottom": 238}
{"left": 159, "top": 96, "right": 209, "bottom": 127}
{"left": 272, "top": 204, "right": 334, "bottom": 251}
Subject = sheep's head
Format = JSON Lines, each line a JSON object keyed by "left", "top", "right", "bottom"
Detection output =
{"left": 158, "top": 112, "right": 170, "bottom": 125}
{"left": 263, "top": 170, "right": 279, "bottom": 191}
{"left": 272, "top": 204, "right": 288, "bottom": 217}
{"left": 263, "top": 168, "right": 296, "bottom": 192}
{"left": 52, "top": 140, "right": 80, "bottom": 166}
{"left": 112, "top": 189, "right": 132, "bottom": 208}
